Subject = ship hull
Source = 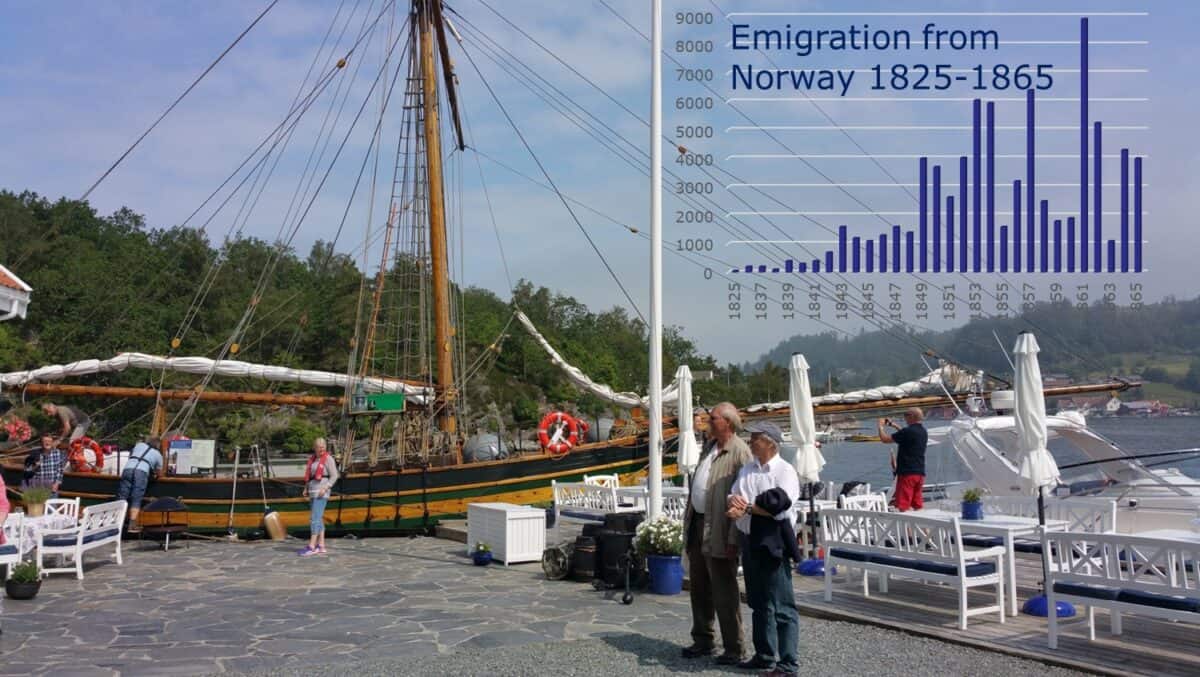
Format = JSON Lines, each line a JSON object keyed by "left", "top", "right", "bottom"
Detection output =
{"left": 2, "top": 437, "right": 678, "bottom": 534}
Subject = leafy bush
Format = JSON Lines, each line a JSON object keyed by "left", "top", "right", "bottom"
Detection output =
{"left": 635, "top": 516, "right": 684, "bottom": 557}
{"left": 21, "top": 486, "right": 53, "bottom": 504}
{"left": 10, "top": 560, "right": 39, "bottom": 583}
{"left": 474, "top": 541, "right": 491, "bottom": 553}
{"left": 961, "top": 488, "right": 983, "bottom": 504}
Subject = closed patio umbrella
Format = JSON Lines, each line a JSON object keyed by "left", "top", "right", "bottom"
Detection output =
{"left": 675, "top": 365, "right": 701, "bottom": 477}
{"left": 1013, "top": 331, "right": 1072, "bottom": 618}
{"left": 790, "top": 354, "right": 827, "bottom": 575}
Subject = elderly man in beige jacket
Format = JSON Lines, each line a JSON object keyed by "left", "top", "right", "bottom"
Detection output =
{"left": 680, "top": 402, "right": 752, "bottom": 664}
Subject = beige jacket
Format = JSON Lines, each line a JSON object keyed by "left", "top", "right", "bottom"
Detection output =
{"left": 684, "top": 434, "right": 752, "bottom": 558}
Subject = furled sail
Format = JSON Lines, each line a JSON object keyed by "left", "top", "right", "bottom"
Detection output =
{"left": 744, "top": 364, "right": 974, "bottom": 412}
{"left": 0, "top": 353, "right": 433, "bottom": 402}
{"left": 515, "top": 311, "right": 680, "bottom": 408}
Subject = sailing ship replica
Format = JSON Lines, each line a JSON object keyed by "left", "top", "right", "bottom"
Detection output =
{"left": 0, "top": 1, "right": 1135, "bottom": 535}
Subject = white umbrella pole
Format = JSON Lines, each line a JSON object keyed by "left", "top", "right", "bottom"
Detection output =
{"left": 646, "top": 0, "right": 663, "bottom": 520}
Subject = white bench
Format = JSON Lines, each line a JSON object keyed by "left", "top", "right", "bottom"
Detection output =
{"left": 583, "top": 474, "right": 619, "bottom": 488}
{"left": 552, "top": 481, "right": 621, "bottom": 526}
{"left": 38, "top": 500, "right": 127, "bottom": 579}
{"left": 959, "top": 497, "right": 1116, "bottom": 553}
{"left": 837, "top": 493, "right": 889, "bottom": 512}
{"left": 1, "top": 512, "right": 23, "bottom": 578}
{"left": 1044, "top": 530, "right": 1200, "bottom": 648}
{"left": 823, "top": 508, "right": 1006, "bottom": 629}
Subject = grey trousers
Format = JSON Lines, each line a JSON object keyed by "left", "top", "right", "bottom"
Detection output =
{"left": 686, "top": 515, "right": 744, "bottom": 655}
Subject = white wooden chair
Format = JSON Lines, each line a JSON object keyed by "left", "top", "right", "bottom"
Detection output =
{"left": 583, "top": 474, "right": 619, "bottom": 488}
{"left": 38, "top": 500, "right": 127, "bottom": 580}
{"left": 838, "top": 492, "right": 889, "bottom": 512}
{"left": 1, "top": 512, "right": 24, "bottom": 579}
{"left": 44, "top": 497, "right": 81, "bottom": 522}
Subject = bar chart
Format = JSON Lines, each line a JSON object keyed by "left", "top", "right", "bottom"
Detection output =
{"left": 729, "top": 18, "right": 1145, "bottom": 277}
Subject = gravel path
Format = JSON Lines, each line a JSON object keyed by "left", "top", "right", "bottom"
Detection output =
{"left": 240, "top": 616, "right": 1085, "bottom": 677}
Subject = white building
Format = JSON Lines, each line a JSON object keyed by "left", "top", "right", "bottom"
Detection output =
{"left": 0, "top": 264, "right": 32, "bottom": 321}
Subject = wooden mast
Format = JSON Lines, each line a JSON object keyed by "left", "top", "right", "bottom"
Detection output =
{"left": 417, "top": 0, "right": 456, "bottom": 436}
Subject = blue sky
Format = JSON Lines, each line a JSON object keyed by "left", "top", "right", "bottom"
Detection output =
{"left": 1, "top": 0, "right": 1196, "bottom": 368}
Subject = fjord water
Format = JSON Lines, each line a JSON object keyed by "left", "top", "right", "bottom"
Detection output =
{"left": 817, "top": 417, "right": 1200, "bottom": 490}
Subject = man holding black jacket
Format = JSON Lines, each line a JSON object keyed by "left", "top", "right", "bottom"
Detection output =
{"left": 727, "top": 421, "right": 802, "bottom": 676}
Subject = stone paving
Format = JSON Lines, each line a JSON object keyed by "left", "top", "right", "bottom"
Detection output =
{"left": 0, "top": 535, "right": 1084, "bottom": 676}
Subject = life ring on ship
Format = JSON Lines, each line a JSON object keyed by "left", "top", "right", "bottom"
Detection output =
{"left": 538, "top": 412, "right": 579, "bottom": 457}
{"left": 68, "top": 437, "right": 105, "bottom": 473}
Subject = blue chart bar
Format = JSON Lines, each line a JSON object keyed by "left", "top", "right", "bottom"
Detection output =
{"left": 986, "top": 101, "right": 996, "bottom": 273}
{"left": 1067, "top": 218, "right": 1076, "bottom": 272}
{"left": 1013, "top": 180, "right": 1022, "bottom": 272}
{"left": 838, "top": 225, "right": 848, "bottom": 272}
{"left": 959, "top": 156, "right": 967, "bottom": 269}
{"left": 1000, "top": 226, "right": 1008, "bottom": 272}
{"left": 1080, "top": 17, "right": 1090, "bottom": 273}
{"left": 891, "top": 225, "right": 901, "bottom": 273}
{"left": 1026, "top": 89, "right": 1036, "bottom": 272}
{"left": 973, "top": 99, "right": 982, "bottom": 272}
{"left": 1134, "top": 157, "right": 1143, "bottom": 272}
{"left": 1120, "top": 148, "right": 1130, "bottom": 272}
{"left": 798, "top": 261, "right": 807, "bottom": 273}
{"left": 946, "top": 196, "right": 955, "bottom": 272}
{"left": 932, "top": 165, "right": 941, "bottom": 272}
{"left": 1054, "top": 219, "right": 1063, "bottom": 273}
{"left": 1094, "top": 121, "right": 1103, "bottom": 272}
{"left": 919, "top": 157, "right": 928, "bottom": 272}
{"left": 729, "top": 18, "right": 1146, "bottom": 278}
{"left": 1040, "top": 200, "right": 1050, "bottom": 272}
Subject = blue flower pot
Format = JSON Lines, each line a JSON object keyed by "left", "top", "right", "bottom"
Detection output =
{"left": 472, "top": 551, "right": 493, "bottom": 566}
{"left": 647, "top": 554, "right": 684, "bottom": 595}
{"left": 961, "top": 501, "right": 984, "bottom": 520}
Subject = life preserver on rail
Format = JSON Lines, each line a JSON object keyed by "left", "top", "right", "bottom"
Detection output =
{"left": 538, "top": 411, "right": 579, "bottom": 457}
{"left": 67, "top": 436, "right": 105, "bottom": 473}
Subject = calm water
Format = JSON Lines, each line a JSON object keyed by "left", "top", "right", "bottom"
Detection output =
{"left": 817, "top": 416, "right": 1200, "bottom": 492}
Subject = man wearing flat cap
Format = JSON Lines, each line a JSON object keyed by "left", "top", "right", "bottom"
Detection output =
{"left": 727, "top": 421, "right": 802, "bottom": 676}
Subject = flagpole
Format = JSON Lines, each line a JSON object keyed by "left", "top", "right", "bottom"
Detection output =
{"left": 647, "top": 0, "right": 664, "bottom": 520}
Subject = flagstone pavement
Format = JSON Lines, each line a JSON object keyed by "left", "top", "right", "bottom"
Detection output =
{"left": 0, "top": 535, "right": 1083, "bottom": 676}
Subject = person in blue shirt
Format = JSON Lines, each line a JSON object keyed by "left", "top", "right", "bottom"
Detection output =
{"left": 117, "top": 437, "right": 164, "bottom": 532}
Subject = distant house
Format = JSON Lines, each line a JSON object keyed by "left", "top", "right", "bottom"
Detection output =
{"left": 1119, "top": 399, "right": 1170, "bottom": 416}
{"left": 0, "top": 263, "right": 32, "bottom": 321}
{"left": 1043, "top": 373, "right": 1073, "bottom": 387}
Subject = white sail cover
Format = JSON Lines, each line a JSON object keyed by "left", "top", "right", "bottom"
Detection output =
{"left": 789, "top": 353, "right": 825, "bottom": 484}
{"left": 515, "top": 311, "right": 679, "bottom": 408}
{"left": 0, "top": 353, "right": 432, "bottom": 403}
{"left": 675, "top": 365, "right": 702, "bottom": 474}
{"left": 744, "top": 363, "right": 973, "bottom": 413}
{"left": 1013, "top": 332, "right": 1059, "bottom": 492}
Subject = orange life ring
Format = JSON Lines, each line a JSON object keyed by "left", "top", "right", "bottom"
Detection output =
{"left": 537, "top": 412, "right": 579, "bottom": 457}
{"left": 68, "top": 437, "right": 105, "bottom": 473}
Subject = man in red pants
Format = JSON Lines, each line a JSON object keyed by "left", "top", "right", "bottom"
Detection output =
{"left": 878, "top": 408, "right": 928, "bottom": 511}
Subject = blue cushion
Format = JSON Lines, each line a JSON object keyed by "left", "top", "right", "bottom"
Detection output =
{"left": 558, "top": 509, "right": 605, "bottom": 523}
{"left": 0, "top": 544, "right": 17, "bottom": 557}
{"left": 1053, "top": 582, "right": 1121, "bottom": 601}
{"left": 960, "top": 535, "right": 1003, "bottom": 548}
{"left": 42, "top": 528, "right": 120, "bottom": 548}
{"left": 1116, "top": 589, "right": 1200, "bottom": 612}
{"left": 867, "top": 554, "right": 997, "bottom": 578}
{"left": 828, "top": 548, "right": 870, "bottom": 562}
{"left": 1013, "top": 539, "right": 1044, "bottom": 554}
{"left": 83, "top": 529, "right": 120, "bottom": 544}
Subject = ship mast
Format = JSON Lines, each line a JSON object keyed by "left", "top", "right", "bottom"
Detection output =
{"left": 417, "top": 0, "right": 456, "bottom": 436}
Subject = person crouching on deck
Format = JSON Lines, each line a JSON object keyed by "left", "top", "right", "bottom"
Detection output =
{"left": 300, "top": 437, "right": 338, "bottom": 557}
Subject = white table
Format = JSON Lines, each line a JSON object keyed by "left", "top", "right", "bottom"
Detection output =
{"left": 1138, "top": 529, "right": 1200, "bottom": 544}
{"left": 466, "top": 503, "right": 545, "bottom": 566}
{"left": 20, "top": 514, "right": 76, "bottom": 557}
{"left": 915, "top": 508, "right": 1070, "bottom": 615}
